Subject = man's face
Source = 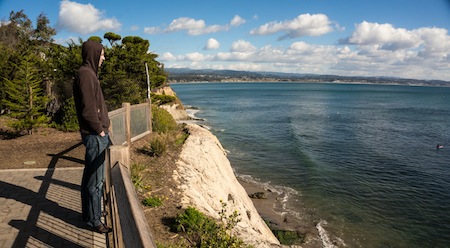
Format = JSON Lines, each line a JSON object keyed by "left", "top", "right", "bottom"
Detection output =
{"left": 99, "top": 49, "right": 105, "bottom": 67}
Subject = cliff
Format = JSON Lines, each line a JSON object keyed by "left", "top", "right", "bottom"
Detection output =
{"left": 172, "top": 123, "right": 281, "bottom": 247}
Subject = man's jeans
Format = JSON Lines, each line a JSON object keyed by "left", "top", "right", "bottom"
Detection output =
{"left": 81, "top": 133, "right": 110, "bottom": 227}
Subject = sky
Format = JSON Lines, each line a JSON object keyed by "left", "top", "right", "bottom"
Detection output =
{"left": 1, "top": 0, "right": 450, "bottom": 81}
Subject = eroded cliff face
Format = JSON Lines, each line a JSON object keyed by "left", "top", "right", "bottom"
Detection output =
{"left": 173, "top": 124, "right": 281, "bottom": 247}
{"left": 154, "top": 86, "right": 177, "bottom": 97}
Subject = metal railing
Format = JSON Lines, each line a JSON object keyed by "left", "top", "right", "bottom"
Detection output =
{"left": 104, "top": 101, "right": 156, "bottom": 248}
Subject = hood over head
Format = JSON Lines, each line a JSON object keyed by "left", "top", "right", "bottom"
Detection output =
{"left": 81, "top": 40, "right": 104, "bottom": 75}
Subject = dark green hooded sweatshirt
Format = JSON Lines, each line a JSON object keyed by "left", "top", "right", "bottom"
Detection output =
{"left": 73, "top": 40, "right": 110, "bottom": 135}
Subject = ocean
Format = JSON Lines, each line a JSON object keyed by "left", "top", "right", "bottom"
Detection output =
{"left": 170, "top": 82, "right": 450, "bottom": 248}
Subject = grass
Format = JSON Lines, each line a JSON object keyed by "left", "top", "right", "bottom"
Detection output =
{"left": 142, "top": 196, "right": 164, "bottom": 207}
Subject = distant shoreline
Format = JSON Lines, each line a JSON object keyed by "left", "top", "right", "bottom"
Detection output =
{"left": 166, "top": 68, "right": 450, "bottom": 87}
{"left": 169, "top": 80, "right": 450, "bottom": 88}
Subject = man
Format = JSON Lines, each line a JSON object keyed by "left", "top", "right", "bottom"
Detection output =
{"left": 73, "top": 40, "right": 111, "bottom": 233}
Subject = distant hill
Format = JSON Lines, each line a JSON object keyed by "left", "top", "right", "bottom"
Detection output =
{"left": 166, "top": 68, "right": 450, "bottom": 87}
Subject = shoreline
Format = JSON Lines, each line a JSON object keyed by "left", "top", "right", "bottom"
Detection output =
{"left": 237, "top": 177, "right": 322, "bottom": 247}
{"left": 237, "top": 178, "right": 294, "bottom": 230}
{"left": 169, "top": 80, "right": 450, "bottom": 88}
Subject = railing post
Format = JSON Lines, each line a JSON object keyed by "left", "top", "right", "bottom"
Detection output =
{"left": 123, "top": 102, "right": 131, "bottom": 146}
{"left": 110, "top": 145, "right": 130, "bottom": 171}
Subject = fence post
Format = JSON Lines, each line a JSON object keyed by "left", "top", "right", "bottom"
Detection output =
{"left": 123, "top": 102, "right": 131, "bottom": 146}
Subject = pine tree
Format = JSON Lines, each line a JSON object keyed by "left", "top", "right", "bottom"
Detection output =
{"left": 2, "top": 53, "right": 48, "bottom": 134}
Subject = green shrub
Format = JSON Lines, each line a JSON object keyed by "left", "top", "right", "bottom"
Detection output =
{"left": 150, "top": 137, "right": 166, "bottom": 156}
{"left": 175, "top": 207, "right": 220, "bottom": 243}
{"left": 150, "top": 75, "right": 167, "bottom": 89}
{"left": 139, "top": 136, "right": 166, "bottom": 157}
{"left": 271, "top": 229, "right": 305, "bottom": 245}
{"left": 175, "top": 131, "right": 189, "bottom": 146}
{"left": 175, "top": 206, "right": 251, "bottom": 248}
{"left": 53, "top": 97, "right": 79, "bottom": 131}
{"left": 152, "top": 105, "right": 177, "bottom": 133}
{"left": 142, "top": 196, "right": 163, "bottom": 207}
{"left": 151, "top": 93, "right": 176, "bottom": 106}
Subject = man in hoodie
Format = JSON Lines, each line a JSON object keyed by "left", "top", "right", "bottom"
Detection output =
{"left": 73, "top": 40, "right": 111, "bottom": 233}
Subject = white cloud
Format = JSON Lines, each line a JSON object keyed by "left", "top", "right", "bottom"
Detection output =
{"left": 230, "top": 40, "right": 256, "bottom": 52}
{"left": 415, "top": 27, "right": 450, "bottom": 59}
{"left": 162, "top": 40, "right": 450, "bottom": 80}
{"left": 345, "top": 21, "right": 450, "bottom": 65}
{"left": 161, "top": 52, "right": 177, "bottom": 61}
{"left": 57, "top": 0, "right": 121, "bottom": 35}
{"left": 131, "top": 25, "right": 139, "bottom": 31}
{"left": 204, "top": 38, "right": 220, "bottom": 50}
{"left": 163, "top": 17, "right": 225, "bottom": 35}
{"left": 250, "top": 13, "right": 334, "bottom": 39}
{"left": 347, "top": 21, "right": 420, "bottom": 50}
{"left": 230, "top": 15, "right": 246, "bottom": 27}
{"left": 185, "top": 52, "right": 207, "bottom": 61}
{"left": 167, "top": 17, "right": 205, "bottom": 32}
{"left": 160, "top": 22, "right": 450, "bottom": 81}
{"left": 143, "top": 26, "right": 161, "bottom": 34}
{"left": 145, "top": 15, "right": 244, "bottom": 36}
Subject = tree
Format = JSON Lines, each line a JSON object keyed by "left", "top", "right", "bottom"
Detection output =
{"left": 0, "top": 10, "right": 32, "bottom": 50}
{"left": 0, "top": 10, "right": 169, "bottom": 132}
{"left": 88, "top": 36, "right": 103, "bottom": 43}
{"left": 0, "top": 42, "right": 17, "bottom": 112}
{"left": 47, "top": 39, "right": 82, "bottom": 99}
{"left": 100, "top": 34, "right": 167, "bottom": 109}
{"left": 33, "top": 13, "right": 56, "bottom": 43}
{"left": 9, "top": 10, "right": 33, "bottom": 43}
{"left": 103, "top": 78, "right": 142, "bottom": 110}
{"left": 104, "top": 32, "right": 121, "bottom": 46}
{"left": 2, "top": 53, "right": 49, "bottom": 134}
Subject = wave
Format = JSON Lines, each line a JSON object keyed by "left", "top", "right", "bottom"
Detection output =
{"left": 317, "top": 220, "right": 340, "bottom": 248}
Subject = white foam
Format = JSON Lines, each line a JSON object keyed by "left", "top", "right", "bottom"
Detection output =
{"left": 316, "top": 220, "right": 341, "bottom": 248}
{"left": 237, "top": 173, "right": 348, "bottom": 247}
{"left": 186, "top": 108, "right": 200, "bottom": 118}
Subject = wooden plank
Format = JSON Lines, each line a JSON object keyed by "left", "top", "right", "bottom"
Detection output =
{"left": 108, "top": 107, "right": 126, "bottom": 117}
{"left": 130, "top": 102, "right": 149, "bottom": 110}
{"left": 130, "top": 131, "right": 151, "bottom": 143}
{"left": 111, "top": 162, "right": 157, "bottom": 248}
{"left": 111, "top": 185, "right": 123, "bottom": 248}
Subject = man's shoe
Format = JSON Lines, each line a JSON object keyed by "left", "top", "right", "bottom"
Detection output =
{"left": 93, "top": 223, "right": 112, "bottom": 234}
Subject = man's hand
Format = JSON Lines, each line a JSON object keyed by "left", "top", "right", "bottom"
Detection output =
{"left": 99, "top": 131, "right": 105, "bottom": 137}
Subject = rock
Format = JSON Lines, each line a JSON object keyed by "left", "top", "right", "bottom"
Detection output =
{"left": 249, "top": 192, "right": 268, "bottom": 199}
{"left": 160, "top": 103, "right": 188, "bottom": 120}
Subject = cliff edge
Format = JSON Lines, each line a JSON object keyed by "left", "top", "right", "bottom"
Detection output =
{"left": 172, "top": 123, "right": 281, "bottom": 247}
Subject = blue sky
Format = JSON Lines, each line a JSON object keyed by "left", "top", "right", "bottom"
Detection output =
{"left": 1, "top": 0, "right": 450, "bottom": 80}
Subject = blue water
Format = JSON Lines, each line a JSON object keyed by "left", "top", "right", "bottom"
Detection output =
{"left": 170, "top": 82, "right": 450, "bottom": 248}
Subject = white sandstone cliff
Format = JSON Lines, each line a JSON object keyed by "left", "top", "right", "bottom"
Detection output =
{"left": 172, "top": 123, "right": 281, "bottom": 247}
